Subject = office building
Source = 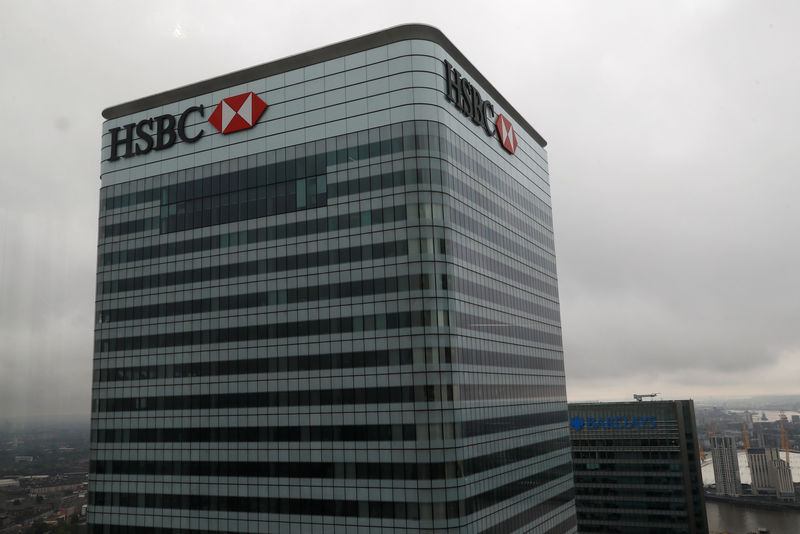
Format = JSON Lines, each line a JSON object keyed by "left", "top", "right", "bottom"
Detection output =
{"left": 568, "top": 400, "right": 708, "bottom": 534}
{"left": 749, "top": 447, "right": 772, "bottom": 495}
{"left": 748, "top": 447, "right": 795, "bottom": 501}
{"left": 710, "top": 436, "right": 742, "bottom": 496}
{"left": 770, "top": 457, "right": 795, "bottom": 502}
{"left": 89, "top": 25, "right": 575, "bottom": 533}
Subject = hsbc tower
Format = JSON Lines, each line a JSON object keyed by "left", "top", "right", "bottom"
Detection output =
{"left": 91, "top": 25, "right": 575, "bottom": 534}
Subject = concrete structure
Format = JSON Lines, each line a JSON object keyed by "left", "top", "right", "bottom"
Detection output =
{"left": 89, "top": 25, "right": 575, "bottom": 534}
{"left": 749, "top": 447, "right": 774, "bottom": 495}
{"left": 769, "top": 457, "right": 795, "bottom": 502}
{"left": 29, "top": 483, "right": 84, "bottom": 496}
{"left": 569, "top": 400, "right": 709, "bottom": 534}
{"left": 710, "top": 436, "right": 742, "bottom": 496}
{"left": 748, "top": 447, "right": 795, "bottom": 501}
{"left": 743, "top": 410, "right": 754, "bottom": 430}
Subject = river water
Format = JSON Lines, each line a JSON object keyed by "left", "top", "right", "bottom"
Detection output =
{"left": 707, "top": 501, "right": 800, "bottom": 534}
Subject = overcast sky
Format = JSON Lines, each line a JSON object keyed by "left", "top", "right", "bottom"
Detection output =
{"left": 0, "top": 1, "right": 798, "bottom": 419}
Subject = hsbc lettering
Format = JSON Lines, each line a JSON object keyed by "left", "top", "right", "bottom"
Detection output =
{"left": 108, "top": 106, "right": 205, "bottom": 162}
{"left": 444, "top": 60, "right": 519, "bottom": 155}
{"left": 444, "top": 59, "right": 495, "bottom": 137}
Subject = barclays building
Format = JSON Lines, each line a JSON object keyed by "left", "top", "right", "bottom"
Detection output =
{"left": 569, "top": 400, "right": 708, "bottom": 534}
{"left": 90, "top": 25, "right": 574, "bottom": 533}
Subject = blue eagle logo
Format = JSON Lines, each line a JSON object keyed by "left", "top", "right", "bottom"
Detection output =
{"left": 570, "top": 417, "right": 585, "bottom": 431}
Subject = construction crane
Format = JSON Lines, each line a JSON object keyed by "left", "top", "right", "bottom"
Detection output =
{"left": 633, "top": 393, "right": 659, "bottom": 402}
{"left": 698, "top": 440, "right": 706, "bottom": 462}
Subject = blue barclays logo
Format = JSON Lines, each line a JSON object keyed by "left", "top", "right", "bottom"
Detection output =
{"left": 570, "top": 417, "right": 585, "bottom": 431}
{"left": 569, "top": 416, "right": 657, "bottom": 431}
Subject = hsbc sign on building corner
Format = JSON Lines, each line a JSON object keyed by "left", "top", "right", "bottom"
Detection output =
{"left": 107, "top": 91, "right": 268, "bottom": 162}
{"left": 443, "top": 60, "right": 518, "bottom": 155}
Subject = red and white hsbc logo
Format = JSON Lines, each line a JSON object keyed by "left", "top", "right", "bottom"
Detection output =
{"left": 208, "top": 92, "right": 267, "bottom": 134}
{"left": 107, "top": 91, "right": 269, "bottom": 161}
{"left": 495, "top": 114, "right": 518, "bottom": 154}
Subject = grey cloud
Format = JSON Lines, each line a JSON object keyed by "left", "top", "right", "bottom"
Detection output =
{"left": 1, "top": 1, "right": 798, "bottom": 417}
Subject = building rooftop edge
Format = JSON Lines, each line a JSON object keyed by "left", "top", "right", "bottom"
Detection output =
{"left": 101, "top": 23, "right": 547, "bottom": 148}
{"left": 569, "top": 399, "right": 691, "bottom": 406}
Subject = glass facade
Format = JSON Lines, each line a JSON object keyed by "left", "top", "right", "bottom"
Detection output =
{"left": 569, "top": 400, "right": 708, "bottom": 534}
{"left": 90, "top": 27, "right": 575, "bottom": 534}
